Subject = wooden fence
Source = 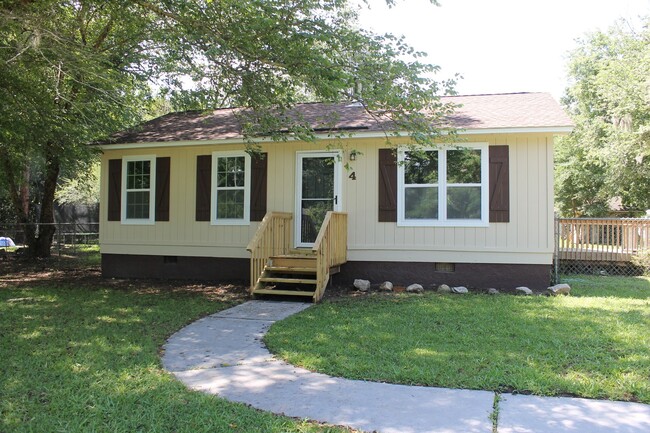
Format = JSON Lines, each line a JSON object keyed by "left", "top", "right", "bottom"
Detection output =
{"left": 557, "top": 218, "right": 650, "bottom": 262}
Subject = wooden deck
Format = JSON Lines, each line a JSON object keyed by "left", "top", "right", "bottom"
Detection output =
{"left": 557, "top": 218, "right": 650, "bottom": 263}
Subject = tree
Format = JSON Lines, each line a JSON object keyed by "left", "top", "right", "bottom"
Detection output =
{"left": 556, "top": 19, "right": 650, "bottom": 217}
{"left": 0, "top": 0, "right": 455, "bottom": 257}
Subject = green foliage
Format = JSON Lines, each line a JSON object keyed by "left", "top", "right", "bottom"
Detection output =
{"left": 0, "top": 0, "right": 456, "bottom": 255}
{"left": 631, "top": 249, "right": 650, "bottom": 275}
{"left": 557, "top": 20, "right": 650, "bottom": 216}
{"left": 266, "top": 278, "right": 650, "bottom": 403}
{"left": 55, "top": 163, "right": 100, "bottom": 206}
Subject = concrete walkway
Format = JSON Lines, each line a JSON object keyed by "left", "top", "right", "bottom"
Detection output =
{"left": 162, "top": 301, "right": 650, "bottom": 433}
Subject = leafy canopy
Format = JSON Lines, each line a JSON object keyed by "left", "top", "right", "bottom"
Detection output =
{"left": 0, "top": 0, "right": 454, "bottom": 255}
{"left": 556, "top": 19, "right": 650, "bottom": 216}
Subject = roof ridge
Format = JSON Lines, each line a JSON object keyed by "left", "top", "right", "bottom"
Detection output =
{"left": 443, "top": 92, "right": 545, "bottom": 98}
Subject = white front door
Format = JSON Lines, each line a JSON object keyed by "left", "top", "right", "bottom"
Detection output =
{"left": 295, "top": 151, "right": 342, "bottom": 247}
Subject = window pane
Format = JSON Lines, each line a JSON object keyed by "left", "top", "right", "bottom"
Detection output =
{"left": 217, "top": 156, "right": 245, "bottom": 188}
{"left": 447, "top": 186, "right": 481, "bottom": 219}
{"left": 405, "top": 151, "right": 438, "bottom": 185}
{"left": 126, "top": 191, "right": 150, "bottom": 219}
{"left": 217, "top": 189, "right": 244, "bottom": 219}
{"left": 447, "top": 149, "right": 481, "bottom": 184}
{"left": 126, "top": 160, "right": 150, "bottom": 189}
{"left": 405, "top": 187, "right": 438, "bottom": 219}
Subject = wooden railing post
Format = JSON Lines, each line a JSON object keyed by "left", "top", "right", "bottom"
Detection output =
{"left": 246, "top": 212, "right": 293, "bottom": 293}
{"left": 311, "top": 211, "right": 347, "bottom": 301}
{"left": 557, "top": 217, "right": 650, "bottom": 263}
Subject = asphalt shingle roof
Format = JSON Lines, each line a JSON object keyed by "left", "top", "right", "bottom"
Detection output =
{"left": 106, "top": 92, "right": 572, "bottom": 145}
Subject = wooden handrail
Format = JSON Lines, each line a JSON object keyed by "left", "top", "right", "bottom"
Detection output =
{"left": 246, "top": 212, "right": 293, "bottom": 292}
{"left": 557, "top": 217, "right": 650, "bottom": 262}
{"left": 312, "top": 211, "right": 347, "bottom": 301}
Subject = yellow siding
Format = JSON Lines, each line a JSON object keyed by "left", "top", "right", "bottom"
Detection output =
{"left": 100, "top": 132, "right": 556, "bottom": 264}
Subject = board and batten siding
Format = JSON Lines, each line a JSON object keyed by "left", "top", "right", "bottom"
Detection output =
{"left": 99, "top": 132, "right": 555, "bottom": 265}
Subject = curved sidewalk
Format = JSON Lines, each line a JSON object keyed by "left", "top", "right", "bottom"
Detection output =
{"left": 162, "top": 301, "right": 650, "bottom": 433}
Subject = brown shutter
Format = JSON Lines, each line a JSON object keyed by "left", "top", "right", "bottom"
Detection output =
{"left": 195, "top": 155, "right": 212, "bottom": 221}
{"left": 489, "top": 145, "right": 510, "bottom": 223}
{"left": 107, "top": 159, "right": 122, "bottom": 221}
{"left": 378, "top": 148, "right": 398, "bottom": 222}
{"left": 155, "top": 157, "right": 171, "bottom": 221}
{"left": 250, "top": 153, "right": 268, "bottom": 221}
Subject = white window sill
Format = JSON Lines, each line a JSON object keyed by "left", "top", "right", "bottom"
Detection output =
{"left": 397, "top": 219, "right": 490, "bottom": 228}
{"left": 121, "top": 219, "right": 155, "bottom": 225}
{"left": 211, "top": 220, "right": 250, "bottom": 226}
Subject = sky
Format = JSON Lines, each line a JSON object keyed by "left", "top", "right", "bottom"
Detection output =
{"left": 357, "top": 0, "right": 650, "bottom": 100}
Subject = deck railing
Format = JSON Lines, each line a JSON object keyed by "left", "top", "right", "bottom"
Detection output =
{"left": 312, "top": 211, "right": 347, "bottom": 300}
{"left": 246, "top": 212, "right": 293, "bottom": 292}
{"left": 557, "top": 218, "right": 650, "bottom": 262}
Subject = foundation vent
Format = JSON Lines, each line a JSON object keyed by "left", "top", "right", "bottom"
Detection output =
{"left": 435, "top": 262, "right": 455, "bottom": 273}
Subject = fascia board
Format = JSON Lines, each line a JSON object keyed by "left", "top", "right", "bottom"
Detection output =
{"left": 97, "top": 126, "right": 574, "bottom": 150}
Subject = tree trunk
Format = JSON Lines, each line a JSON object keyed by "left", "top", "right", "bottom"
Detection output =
{"left": 31, "top": 148, "right": 61, "bottom": 258}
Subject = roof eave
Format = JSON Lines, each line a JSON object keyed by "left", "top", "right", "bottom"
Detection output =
{"left": 97, "top": 125, "right": 574, "bottom": 150}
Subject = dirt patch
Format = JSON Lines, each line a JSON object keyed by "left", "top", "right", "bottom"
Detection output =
{"left": 0, "top": 256, "right": 249, "bottom": 302}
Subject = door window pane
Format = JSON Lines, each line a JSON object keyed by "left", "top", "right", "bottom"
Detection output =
{"left": 302, "top": 157, "right": 334, "bottom": 199}
{"left": 301, "top": 199, "right": 332, "bottom": 243}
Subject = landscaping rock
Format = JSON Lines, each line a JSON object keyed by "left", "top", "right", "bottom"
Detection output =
{"left": 406, "top": 283, "right": 424, "bottom": 294}
{"left": 515, "top": 286, "right": 533, "bottom": 295}
{"left": 379, "top": 281, "right": 394, "bottom": 292}
{"left": 546, "top": 283, "right": 571, "bottom": 296}
{"left": 437, "top": 284, "right": 452, "bottom": 294}
{"left": 487, "top": 288, "right": 500, "bottom": 295}
{"left": 353, "top": 279, "right": 371, "bottom": 292}
{"left": 451, "top": 286, "right": 468, "bottom": 294}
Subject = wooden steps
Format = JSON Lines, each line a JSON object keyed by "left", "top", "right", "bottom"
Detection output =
{"left": 252, "top": 252, "right": 319, "bottom": 300}
{"left": 259, "top": 277, "right": 317, "bottom": 285}
{"left": 247, "top": 211, "right": 348, "bottom": 302}
{"left": 252, "top": 289, "right": 316, "bottom": 297}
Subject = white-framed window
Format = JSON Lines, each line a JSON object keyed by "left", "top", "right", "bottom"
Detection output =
{"left": 121, "top": 155, "right": 156, "bottom": 224}
{"left": 397, "top": 143, "right": 489, "bottom": 227}
{"left": 211, "top": 151, "right": 251, "bottom": 225}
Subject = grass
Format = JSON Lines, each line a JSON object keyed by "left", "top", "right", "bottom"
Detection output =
{"left": 0, "top": 255, "right": 354, "bottom": 433}
{"left": 265, "top": 275, "right": 650, "bottom": 403}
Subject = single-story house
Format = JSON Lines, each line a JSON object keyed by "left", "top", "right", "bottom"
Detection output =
{"left": 98, "top": 92, "right": 573, "bottom": 300}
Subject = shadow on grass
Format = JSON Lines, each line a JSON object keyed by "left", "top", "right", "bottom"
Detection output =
{"left": 0, "top": 283, "right": 349, "bottom": 433}
{"left": 266, "top": 277, "right": 650, "bottom": 404}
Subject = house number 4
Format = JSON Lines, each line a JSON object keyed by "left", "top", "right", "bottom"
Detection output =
{"left": 348, "top": 172, "right": 356, "bottom": 180}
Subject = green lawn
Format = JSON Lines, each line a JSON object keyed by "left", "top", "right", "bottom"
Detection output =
{"left": 265, "top": 275, "right": 650, "bottom": 403}
{"left": 0, "top": 274, "right": 352, "bottom": 432}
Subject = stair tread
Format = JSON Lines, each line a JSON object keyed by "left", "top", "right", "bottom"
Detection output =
{"left": 253, "top": 289, "right": 315, "bottom": 297}
{"left": 259, "top": 277, "right": 317, "bottom": 284}
{"left": 272, "top": 254, "right": 316, "bottom": 259}
{"left": 265, "top": 266, "right": 317, "bottom": 273}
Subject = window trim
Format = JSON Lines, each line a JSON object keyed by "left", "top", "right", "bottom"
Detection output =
{"left": 121, "top": 155, "right": 156, "bottom": 225}
{"left": 211, "top": 151, "right": 251, "bottom": 225}
{"left": 397, "top": 143, "right": 489, "bottom": 227}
